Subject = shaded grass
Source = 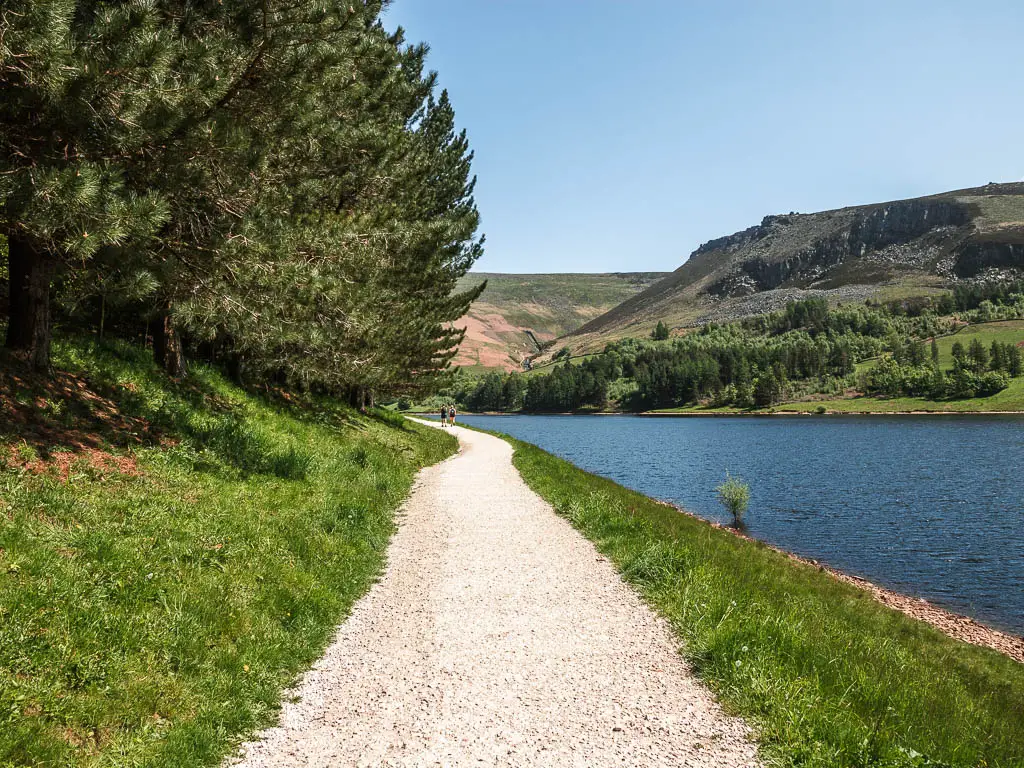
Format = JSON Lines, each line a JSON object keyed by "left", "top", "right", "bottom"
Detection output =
{"left": 0, "top": 339, "right": 456, "bottom": 767}
{"left": 507, "top": 437, "right": 1024, "bottom": 768}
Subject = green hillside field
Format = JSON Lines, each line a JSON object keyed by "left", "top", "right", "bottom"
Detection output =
{"left": 654, "top": 320, "right": 1024, "bottom": 414}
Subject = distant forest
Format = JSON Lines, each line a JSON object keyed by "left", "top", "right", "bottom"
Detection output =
{"left": 442, "top": 283, "right": 1024, "bottom": 412}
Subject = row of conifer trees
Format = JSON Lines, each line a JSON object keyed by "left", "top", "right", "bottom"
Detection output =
{"left": 1, "top": 1, "right": 483, "bottom": 404}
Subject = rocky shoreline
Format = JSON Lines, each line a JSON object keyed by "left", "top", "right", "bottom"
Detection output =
{"left": 662, "top": 501, "right": 1024, "bottom": 664}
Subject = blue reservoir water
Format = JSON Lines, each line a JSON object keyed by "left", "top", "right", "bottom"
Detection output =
{"left": 449, "top": 414, "right": 1024, "bottom": 635}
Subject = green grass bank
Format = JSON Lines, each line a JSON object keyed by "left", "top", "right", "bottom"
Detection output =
{"left": 0, "top": 340, "right": 456, "bottom": 767}
{"left": 507, "top": 436, "right": 1024, "bottom": 768}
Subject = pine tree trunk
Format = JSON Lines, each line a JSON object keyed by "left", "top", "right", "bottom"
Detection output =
{"left": 225, "top": 354, "right": 242, "bottom": 384}
{"left": 347, "top": 385, "right": 367, "bottom": 410}
{"left": 149, "top": 306, "right": 185, "bottom": 377}
{"left": 4, "top": 233, "right": 56, "bottom": 371}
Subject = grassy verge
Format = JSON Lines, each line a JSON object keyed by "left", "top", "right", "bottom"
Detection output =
{"left": 771, "top": 381, "right": 1024, "bottom": 413}
{"left": 507, "top": 437, "right": 1024, "bottom": 768}
{"left": 0, "top": 339, "right": 456, "bottom": 767}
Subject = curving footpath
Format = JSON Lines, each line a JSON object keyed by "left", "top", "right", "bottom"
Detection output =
{"left": 230, "top": 422, "right": 761, "bottom": 767}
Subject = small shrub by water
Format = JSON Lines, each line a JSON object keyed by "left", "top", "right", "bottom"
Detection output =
{"left": 716, "top": 473, "right": 750, "bottom": 527}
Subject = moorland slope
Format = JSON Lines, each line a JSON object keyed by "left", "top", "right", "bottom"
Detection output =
{"left": 549, "top": 182, "right": 1024, "bottom": 356}
{"left": 452, "top": 272, "right": 665, "bottom": 369}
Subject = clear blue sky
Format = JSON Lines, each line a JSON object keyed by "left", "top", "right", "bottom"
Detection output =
{"left": 386, "top": 1, "right": 1024, "bottom": 274}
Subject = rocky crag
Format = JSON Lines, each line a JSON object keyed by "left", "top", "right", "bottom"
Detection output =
{"left": 551, "top": 182, "right": 1024, "bottom": 354}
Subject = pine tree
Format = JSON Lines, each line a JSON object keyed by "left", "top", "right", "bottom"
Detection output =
{"left": 126, "top": 0, "right": 381, "bottom": 375}
{"left": 914, "top": 341, "right": 929, "bottom": 366}
{"left": 753, "top": 371, "right": 780, "bottom": 406}
{"left": 968, "top": 338, "right": 988, "bottom": 373}
{"left": 369, "top": 87, "right": 485, "bottom": 395}
{"left": 1007, "top": 344, "right": 1023, "bottom": 377}
{"left": 3, "top": 2, "right": 483, "bottom": 396}
{"left": 1, "top": 2, "right": 173, "bottom": 368}
{"left": 990, "top": 340, "right": 1004, "bottom": 373}
{"left": 930, "top": 366, "right": 946, "bottom": 398}
{"left": 170, "top": 17, "right": 483, "bottom": 398}
{"left": 951, "top": 340, "right": 966, "bottom": 367}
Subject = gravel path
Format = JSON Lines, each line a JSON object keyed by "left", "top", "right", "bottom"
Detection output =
{"left": 230, "top": 423, "right": 761, "bottom": 767}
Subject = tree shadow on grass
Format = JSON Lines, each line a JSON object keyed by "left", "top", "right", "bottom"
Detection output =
{"left": 0, "top": 348, "right": 158, "bottom": 458}
{"left": 0, "top": 341, "right": 310, "bottom": 479}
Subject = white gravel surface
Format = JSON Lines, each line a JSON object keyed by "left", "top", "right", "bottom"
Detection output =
{"left": 230, "top": 422, "right": 761, "bottom": 767}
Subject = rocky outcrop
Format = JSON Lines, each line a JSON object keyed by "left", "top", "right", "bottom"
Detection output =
{"left": 849, "top": 200, "right": 969, "bottom": 251}
{"left": 734, "top": 230, "right": 851, "bottom": 293}
{"left": 708, "top": 198, "right": 1003, "bottom": 297}
{"left": 955, "top": 241, "right": 1024, "bottom": 277}
{"left": 692, "top": 222, "right": 765, "bottom": 257}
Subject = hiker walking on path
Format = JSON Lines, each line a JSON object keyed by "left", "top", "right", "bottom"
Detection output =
{"left": 439, "top": 404, "right": 448, "bottom": 427}
{"left": 448, "top": 404, "right": 457, "bottom": 426}
{"left": 232, "top": 421, "right": 760, "bottom": 767}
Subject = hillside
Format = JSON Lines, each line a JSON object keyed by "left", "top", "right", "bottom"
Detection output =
{"left": 0, "top": 338, "right": 455, "bottom": 766}
{"left": 546, "top": 182, "right": 1024, "bottom": 356}
{"left": 452, "top": 272, "right": 666, "bottom": 369}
